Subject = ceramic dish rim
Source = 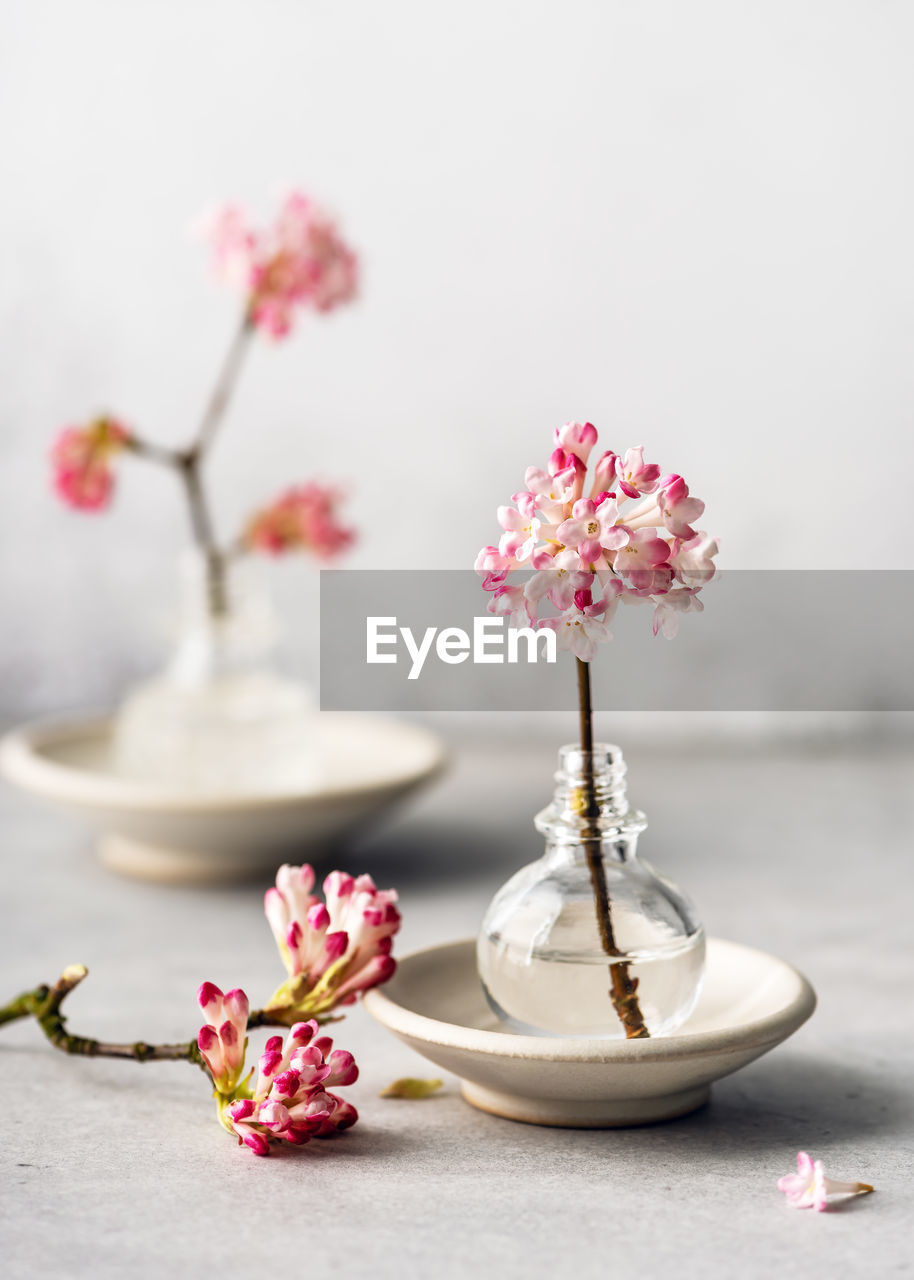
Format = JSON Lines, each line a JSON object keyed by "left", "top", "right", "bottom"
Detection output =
{"left": 0, "top": 714, "right": 447, "bottom": 814}
{"left": 363, "top": 936, "right": 817, "bottom": 1064}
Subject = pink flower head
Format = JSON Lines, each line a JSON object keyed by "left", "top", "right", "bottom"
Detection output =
{"left": 476, "top": 422, "right": 717, "bottom": 660}
{"left": 243, "top": 483, "right": 355, "bottom": 559}
{"left": 50, "top": 416, "right": 129, "bottom": 511}
{"left": 777, "top": 1151, "right": 874, "bottom": 1211}
{"left": 201, "top": 191, "right": 358, "bottom": 339}
{"left": 197, "top": 982, "right": 250, "bottom": 1095}
{"left": 226, "top": 1021, "right": 359, "bottom": 1156}
{"left": 265, "top": 864, "right": 400, "bottom": 1019}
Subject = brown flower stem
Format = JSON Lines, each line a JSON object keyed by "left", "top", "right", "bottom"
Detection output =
{"left": 178, "top": 453, "right": 228, "bottom": 617}
{"left": 0, "top": 966, "right": 206, "bottom": 1070}
{"left": 122, "top": 432, "right": 228, "bottom": 615}
{"left": 0, "top": 966, "right": 331, "bottom": 1071}
{"left": 576, "top": 658, "right": 650, "bottom": 1039}
{"left": 189, "top": 309, "right": 254, "bottom": 459}
{"left": 119, "top": 309, "right": 255, "bottom": 618}
{"left": 123, "top": 435, "right": 185, "bottom": 469}
{"left": 0, "top": 962, "right": 335, "bottom": 1075}
{"left": 176, "top": 310, "right": 255, "bottom": 614}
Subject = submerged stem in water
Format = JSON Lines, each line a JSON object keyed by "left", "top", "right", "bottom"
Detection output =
{"left": 576, "top": 658, "right": 649, "bottom": 1039}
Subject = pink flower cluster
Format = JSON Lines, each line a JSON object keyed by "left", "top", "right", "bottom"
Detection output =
{"left": 50, "top": 416, "right": 129, "bottom": 511}
{"left": 197, "top": 983, "right": 249, "bottom": 1095}
{"left": 476, "top": 422, "right": 719, "bottom": 658}
{"left": 226, "top": 1019, "right": 359, "bottom": 1157}
{"left": 204, "top": 191, "right": 358, "bottom": 338}
{"left": 265, "top": 864, "right": 399, "bottom": 1018}
{"left": 243, "top": 483, "right": 355, "bottom": 559}
{"left": 777, "top": 1151, "right": 874, "bottom": 1211}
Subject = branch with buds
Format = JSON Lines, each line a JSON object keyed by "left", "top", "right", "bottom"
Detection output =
{"left": 50, "top": 191, "right": 358, "bottom": 617}
{"left": 0, "top": 864, "right": 401, "bottom": 1157}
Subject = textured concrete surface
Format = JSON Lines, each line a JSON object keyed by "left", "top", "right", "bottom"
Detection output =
{"left": 1, "top": 739, "right": 912, "bottom": 1279}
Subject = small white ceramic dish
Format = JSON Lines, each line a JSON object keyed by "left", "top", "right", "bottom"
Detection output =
{"left": 0, "top": 714, "right": 445, "bottom": 884}
{"left": 364, "top": 937, "right": 816, "bottom": 1127}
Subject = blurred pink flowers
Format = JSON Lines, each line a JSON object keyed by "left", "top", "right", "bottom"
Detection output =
{"left": 242, "top": 482, "right": 355, "bottom": 558}
{"left": 475, "top": 421, "right": 719, "bottom": 656}
{"left": 203, "top": 191, "right": 358, "bottom": 339}
{"left": 49, "top": 190, "right": 358, "bottom": 614}
{"left": 777, "top": 1151, "right": 874, "bottom": 1211}
{"left": 226, "top": 1020, "right": 358, "bottom": 1157}
{"left": 265, "top": 863, "right": 400, "bottom": 1020}
{"left": 50, "top": 416, "right": 129, "bottom": 511}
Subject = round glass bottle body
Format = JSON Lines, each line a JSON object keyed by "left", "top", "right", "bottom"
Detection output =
{"left": 477, "top": 744, "right": 705, "bottom": 1038}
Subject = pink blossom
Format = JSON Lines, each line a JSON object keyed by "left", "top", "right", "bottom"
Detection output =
{"left": 525, "top": 548, "right": 591, "bottom": 611}
{"left": 615, "top": 446, "right": 661, "bottom": 499}
{"left": 202, "top": 191, "right": 358, "bottom": 339}
{"left": 554, "top": 420, "right": 598, "bottom": 465}
{"left": 525, "top": 447, "right": 585, "bottom": 514}
{"left": 497, "top": 504, "right": 541, "bottom": 563}
{"left": 265, "top": 864, "right": 400, "bottom": 1019}
{"left": 475, "top": 424, "right": 717, "bottom": 659}
{"left": 475, "top": 545, "right": 512, "bottom": 582}
{"left": 657, "top": 475, "right": 705, "bottom": 539}
{"left": 556, "top": 497, "right": 630, "bottom": 565}
{"left": 543, "top": 609, "right": 613, "bottom": 661}
{"left": 197, "top": 982, "right": 250, "bottom": 1095}
{"left": 488, "top": 584, "right": 531, "bottom": 628}
{"left": 652, "top": 588, "right": 703, "bottom": 638}
{"left": 590, "top": 450, "right": 619, "bottom": 497}
{"left": 226, "top": 1021, "right": 359, "bottom": 1157}
{"left": 50, "top": 417, "right": 129, "bottom": 511}
{"left": 670, "top": 531, "right": 720, "bottom": 586}
{"left": 243, "top": 483, "right": 354, "bottom": 559}
{"left": 777, "top": 1151, "right": 874, "bottom": 1211}
{"left": 612, "top": 528, "right": 673, "bottom": 589}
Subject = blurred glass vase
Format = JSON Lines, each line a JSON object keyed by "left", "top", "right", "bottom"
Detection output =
{"left": 113, "top": 554, "right": 319, "bottom": 794}
{"left": 477, "top": 744, "right": 705, "bottom": 1038}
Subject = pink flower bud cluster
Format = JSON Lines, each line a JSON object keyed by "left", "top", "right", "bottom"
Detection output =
{"left": 242, "top": 483, "right": 355, "bottom": 559}
{"left": 227, "top": 1019, "right": 359, "bottom": 1157}
{"left": 265, "top": 864, "right": 400, "bottom": 1018}
{"left": 50, "top": 416, "right": 130, "bottom": 511}
{"left": 196, "top": 982, "right": 249, "bottom": 1095}
{"left": 203, "top": 191, "right": 358, "bottom": 339}
{"left": 475, "top": 421, "right": 719, "bottom": 658}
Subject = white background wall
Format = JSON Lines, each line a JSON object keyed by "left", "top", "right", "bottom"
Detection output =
{"left": 2, "top": 1, "right": 913, "bottom": 717}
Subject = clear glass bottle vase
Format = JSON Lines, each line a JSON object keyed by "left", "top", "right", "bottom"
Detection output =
{"left": 112, "top": 552, "right": 319, "bottom": 794}
{"left": 477, "top": 744, "right": 705, "bottom": 1038}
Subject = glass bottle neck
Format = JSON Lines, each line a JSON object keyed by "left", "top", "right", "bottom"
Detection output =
{"left": 534, "top": 742, "right": 646, "bottom": 861}
{"left": 167, "top": 552, "right": 280, "bottom": 685}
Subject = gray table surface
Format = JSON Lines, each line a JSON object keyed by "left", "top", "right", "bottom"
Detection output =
{"left": 1, "top": 737, "right": 911, "bottom": 1279}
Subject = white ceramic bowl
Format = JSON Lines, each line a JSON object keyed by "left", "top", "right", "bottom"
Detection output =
{"left": 364, "top": 937, "right": 816, "bottom": 1127}
{"left": 0, "top": 714, "right": 445, "bottom": 884}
